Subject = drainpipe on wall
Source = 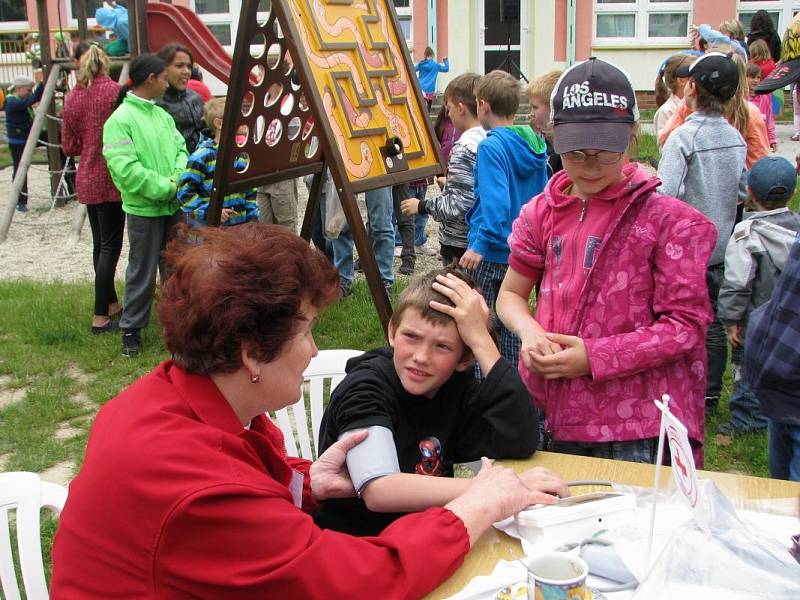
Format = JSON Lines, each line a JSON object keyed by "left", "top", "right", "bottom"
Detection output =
{"left": 428, "top": 0, "right": 437, "bottom": 53}
{"left": 567, "top": 0, "right": 576, "bottom": 66}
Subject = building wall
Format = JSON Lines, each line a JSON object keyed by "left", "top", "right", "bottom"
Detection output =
{"left": 570, "top": 2, "right": 740, "bottom": 90}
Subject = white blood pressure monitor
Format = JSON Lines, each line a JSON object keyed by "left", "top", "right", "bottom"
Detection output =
{"left": 515, "top": 491, "right": 636, "bottom": 547}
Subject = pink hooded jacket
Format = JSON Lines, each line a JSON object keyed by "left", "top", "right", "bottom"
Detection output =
{"left": 508, "top": 163, "right": 716, "bottom": 454}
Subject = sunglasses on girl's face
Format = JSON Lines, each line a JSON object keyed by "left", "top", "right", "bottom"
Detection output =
{"left": 561, "top": 150, "right": 624, "bottom": 165}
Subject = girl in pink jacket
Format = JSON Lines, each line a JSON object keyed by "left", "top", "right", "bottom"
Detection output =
{"left": 497, "top": 59, "right": 717, "bottom": 465}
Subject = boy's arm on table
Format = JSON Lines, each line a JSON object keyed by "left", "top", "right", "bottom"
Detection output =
{"left": 583, "top": 217, "right": 717, "bottom": 382}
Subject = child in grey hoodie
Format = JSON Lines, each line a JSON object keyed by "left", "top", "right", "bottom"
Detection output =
{"left": 657, "top": 52, "right": 747, "bottom": 416}
{"left": 717, "top": 156, "right": 800, "bottom": 436}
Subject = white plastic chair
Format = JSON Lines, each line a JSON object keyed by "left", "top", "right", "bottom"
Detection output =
{"left": 271, "top": 349, "right": 363, "bottom": 460}
{"left": 0, "top": 472, "right": 68, "bottom": 600}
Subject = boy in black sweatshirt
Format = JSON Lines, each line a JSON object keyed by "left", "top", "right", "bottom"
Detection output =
{"left": 315, "top": 267, "right": 567, "bottom": 536}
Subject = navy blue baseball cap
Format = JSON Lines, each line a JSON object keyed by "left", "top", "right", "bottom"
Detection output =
{"left": 550, "top": 58, "right": 639, "bottom": 154}
{"left": 748, "top": 156, "right": 797, "bottom": 202}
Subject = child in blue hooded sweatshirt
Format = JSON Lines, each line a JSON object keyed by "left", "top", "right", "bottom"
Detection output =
{"left": 460, "top": 70, "right": 548, "bottom": 372}
{"left": 414, "top": 46, "right": 448, "bottom": 109}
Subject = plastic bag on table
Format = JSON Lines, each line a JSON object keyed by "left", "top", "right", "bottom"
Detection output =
{"left": 324, "top": 175, "right": 346, "bottom": 239}
{"left": 602, "top": 480, "right": 800, "bottom": 599}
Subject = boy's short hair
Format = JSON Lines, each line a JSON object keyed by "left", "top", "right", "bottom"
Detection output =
{"left": 390, "top": 267, "right": 494, "bottom": 343}
{"left": 444, "top": 73, "right": 481, "bottom": 118}
{"left": 745, "top": 62, "right": 762, "bottom": 79}
{"left": 748, "top": 156, "right": 797, "bottom": 209}
{"left": 525, "top": 69, "right": 562, "bottom": 102}
{"left": 474, "top": 70, "right": 520, "bottom": 119}
{"left": 204, "top": 97, "right": 225, "bottom": 131}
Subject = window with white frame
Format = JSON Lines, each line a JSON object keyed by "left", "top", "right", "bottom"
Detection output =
{"left": 191, "top": 0, "right": 270, "bottom": 50}
{"left": 393, "top": 0, "right": 412, "bottom": 44}
{"left": 737, "top": 1, "right": 800, "bottom": 36}
{"left": 594, "top": 0, "right": 692, "bottom": 45}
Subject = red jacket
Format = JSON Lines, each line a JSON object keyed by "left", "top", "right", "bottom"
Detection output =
{"left": 61, "top": 74, "right": 121, "bottom": 205}
{"left": 508, "top": 164, "right": 715, "bottom": 457}
{"left": 50, "top": 362, "right": 469, "bottom": 599}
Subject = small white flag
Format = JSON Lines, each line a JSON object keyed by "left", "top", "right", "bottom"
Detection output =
{"left": 655, "top": 395, "right": 709, "bottom": 535}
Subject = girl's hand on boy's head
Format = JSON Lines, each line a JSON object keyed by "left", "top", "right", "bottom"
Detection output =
{"left": 528, "top": 333, "right": 590, "bottom": 379}
{"left": 400, "top": 197, "right": 420, "bottom": 215}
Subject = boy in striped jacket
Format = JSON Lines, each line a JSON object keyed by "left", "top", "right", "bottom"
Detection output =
{"left": 400, "top": 73, "right": 486, "bottom": 266}
{"left": 178, "top": 97, "right": 258, "bottom": 226}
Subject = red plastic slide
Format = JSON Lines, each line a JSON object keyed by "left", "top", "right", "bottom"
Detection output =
{"left": 145, "top": 3, "right": 232, "bottom": 84}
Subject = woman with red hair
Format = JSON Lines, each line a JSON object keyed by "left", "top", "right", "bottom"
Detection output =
{"left": 50, "top": 224, "right": 550, "bottom": 598}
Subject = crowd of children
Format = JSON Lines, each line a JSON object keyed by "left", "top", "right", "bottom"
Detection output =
{"left": 13, "top": 13, "right": 799, "bottom": 494}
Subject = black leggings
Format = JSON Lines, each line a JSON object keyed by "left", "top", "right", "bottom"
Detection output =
{"left": 86, "top": 202, "right": 125, "bottom": 316}
{"left": 9, "top": 143, "right": 27, "bottom": 206}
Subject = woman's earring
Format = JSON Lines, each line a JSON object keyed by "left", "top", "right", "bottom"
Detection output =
{"left": 250, "top": 372, "right": 261, "bottom": 384}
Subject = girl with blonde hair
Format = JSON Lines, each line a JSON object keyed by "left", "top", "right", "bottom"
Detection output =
{"left": 654, "top": 54, "right": 692, "bottom": 145}
{"left": 62, "top": 43, "right": 124, "bottom": 334}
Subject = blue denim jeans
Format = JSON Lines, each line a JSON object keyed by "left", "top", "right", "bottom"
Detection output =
{"left": 393, "top": 185, "right": 428, "bottom": 247}
{"left": 411, "top": 184, "right": 428, "bottom": 246}
{"left": 728, "top": 346, "right": 768, "bottom": 432}
{"left": 768, "top": 420, "right": 800, "bottom": 481}
{"left": 329, "top": 186, "right": 394, "bottom": 284}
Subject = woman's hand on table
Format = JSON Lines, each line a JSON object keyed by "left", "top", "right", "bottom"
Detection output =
{"left": 445, "top": 458, "right": 560, "bottom": 546}
{"left": 519, "top": 466, "right": 570, "bottom": 499}
{"left": 310, "top": 430, "right": 368, "bottom": 502}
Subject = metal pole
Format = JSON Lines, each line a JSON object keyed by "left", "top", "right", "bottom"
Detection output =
{"left": 75, "top": 0, "right": 88, "bottom": 42}
{"left": 0, "top": 66, "right": 62, "bottom": 244}
{"left": 35, "top": 0, "right": 65, "bottom": 202}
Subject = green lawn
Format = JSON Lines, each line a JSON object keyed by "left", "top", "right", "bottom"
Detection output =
{"left": 0, "top": 267, "right": 777, "bottom": 585}
{"left": 0, "top": 277, "right": 769, "bottom": 477}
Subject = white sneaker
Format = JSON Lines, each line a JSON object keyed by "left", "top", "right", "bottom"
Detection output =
{"left": 393, "top": 246, "right": 402, "bottom": 257}
{"left": 416, "top": 244, "right": 437, "bottom": 256}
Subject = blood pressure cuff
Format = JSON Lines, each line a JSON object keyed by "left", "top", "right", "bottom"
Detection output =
{"left": 340, "top": 426, "right": 400, "bottom": 494}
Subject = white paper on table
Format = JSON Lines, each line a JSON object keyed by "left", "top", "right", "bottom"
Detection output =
{"left": 443, "top": 559, "right": 528, "bottom": 600}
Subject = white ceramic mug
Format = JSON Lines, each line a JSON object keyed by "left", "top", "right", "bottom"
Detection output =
{"left": 525, "top": 552, "right": 588, "bottom": 600}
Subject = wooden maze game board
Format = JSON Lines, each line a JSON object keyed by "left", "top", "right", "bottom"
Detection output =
{"left": 211, "top": 0, "right": 442, "bottom": 330}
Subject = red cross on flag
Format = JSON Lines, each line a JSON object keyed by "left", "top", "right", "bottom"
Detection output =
{"left": 655, "top": 395, "right": 710, "bottom": 535}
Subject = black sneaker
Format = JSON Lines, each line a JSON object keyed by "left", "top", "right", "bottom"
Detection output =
{"left": 121, "top": 329, "right": 141, "bottom": 357}
{"left": 705, "top": 395, "right": 719, "bottom": 417}
{"left": 383, "top": 280, "right": 393, "bottom": 297}
{"left": 399, "top": 256, "right": 415, "bottom": 275}
{"left": 339, "top": 277, "right": 353, "bottom": 297}
{"left": 16, "top": 203, "right": 28, "bottom": 213}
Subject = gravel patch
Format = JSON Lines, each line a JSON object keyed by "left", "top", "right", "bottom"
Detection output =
{"left": 0, "top": 164, "right": 443, "bottom": 283}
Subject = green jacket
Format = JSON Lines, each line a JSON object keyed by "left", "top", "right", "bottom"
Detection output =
{"left": 102, "top": 92, "right": 188, "bottom": 217}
